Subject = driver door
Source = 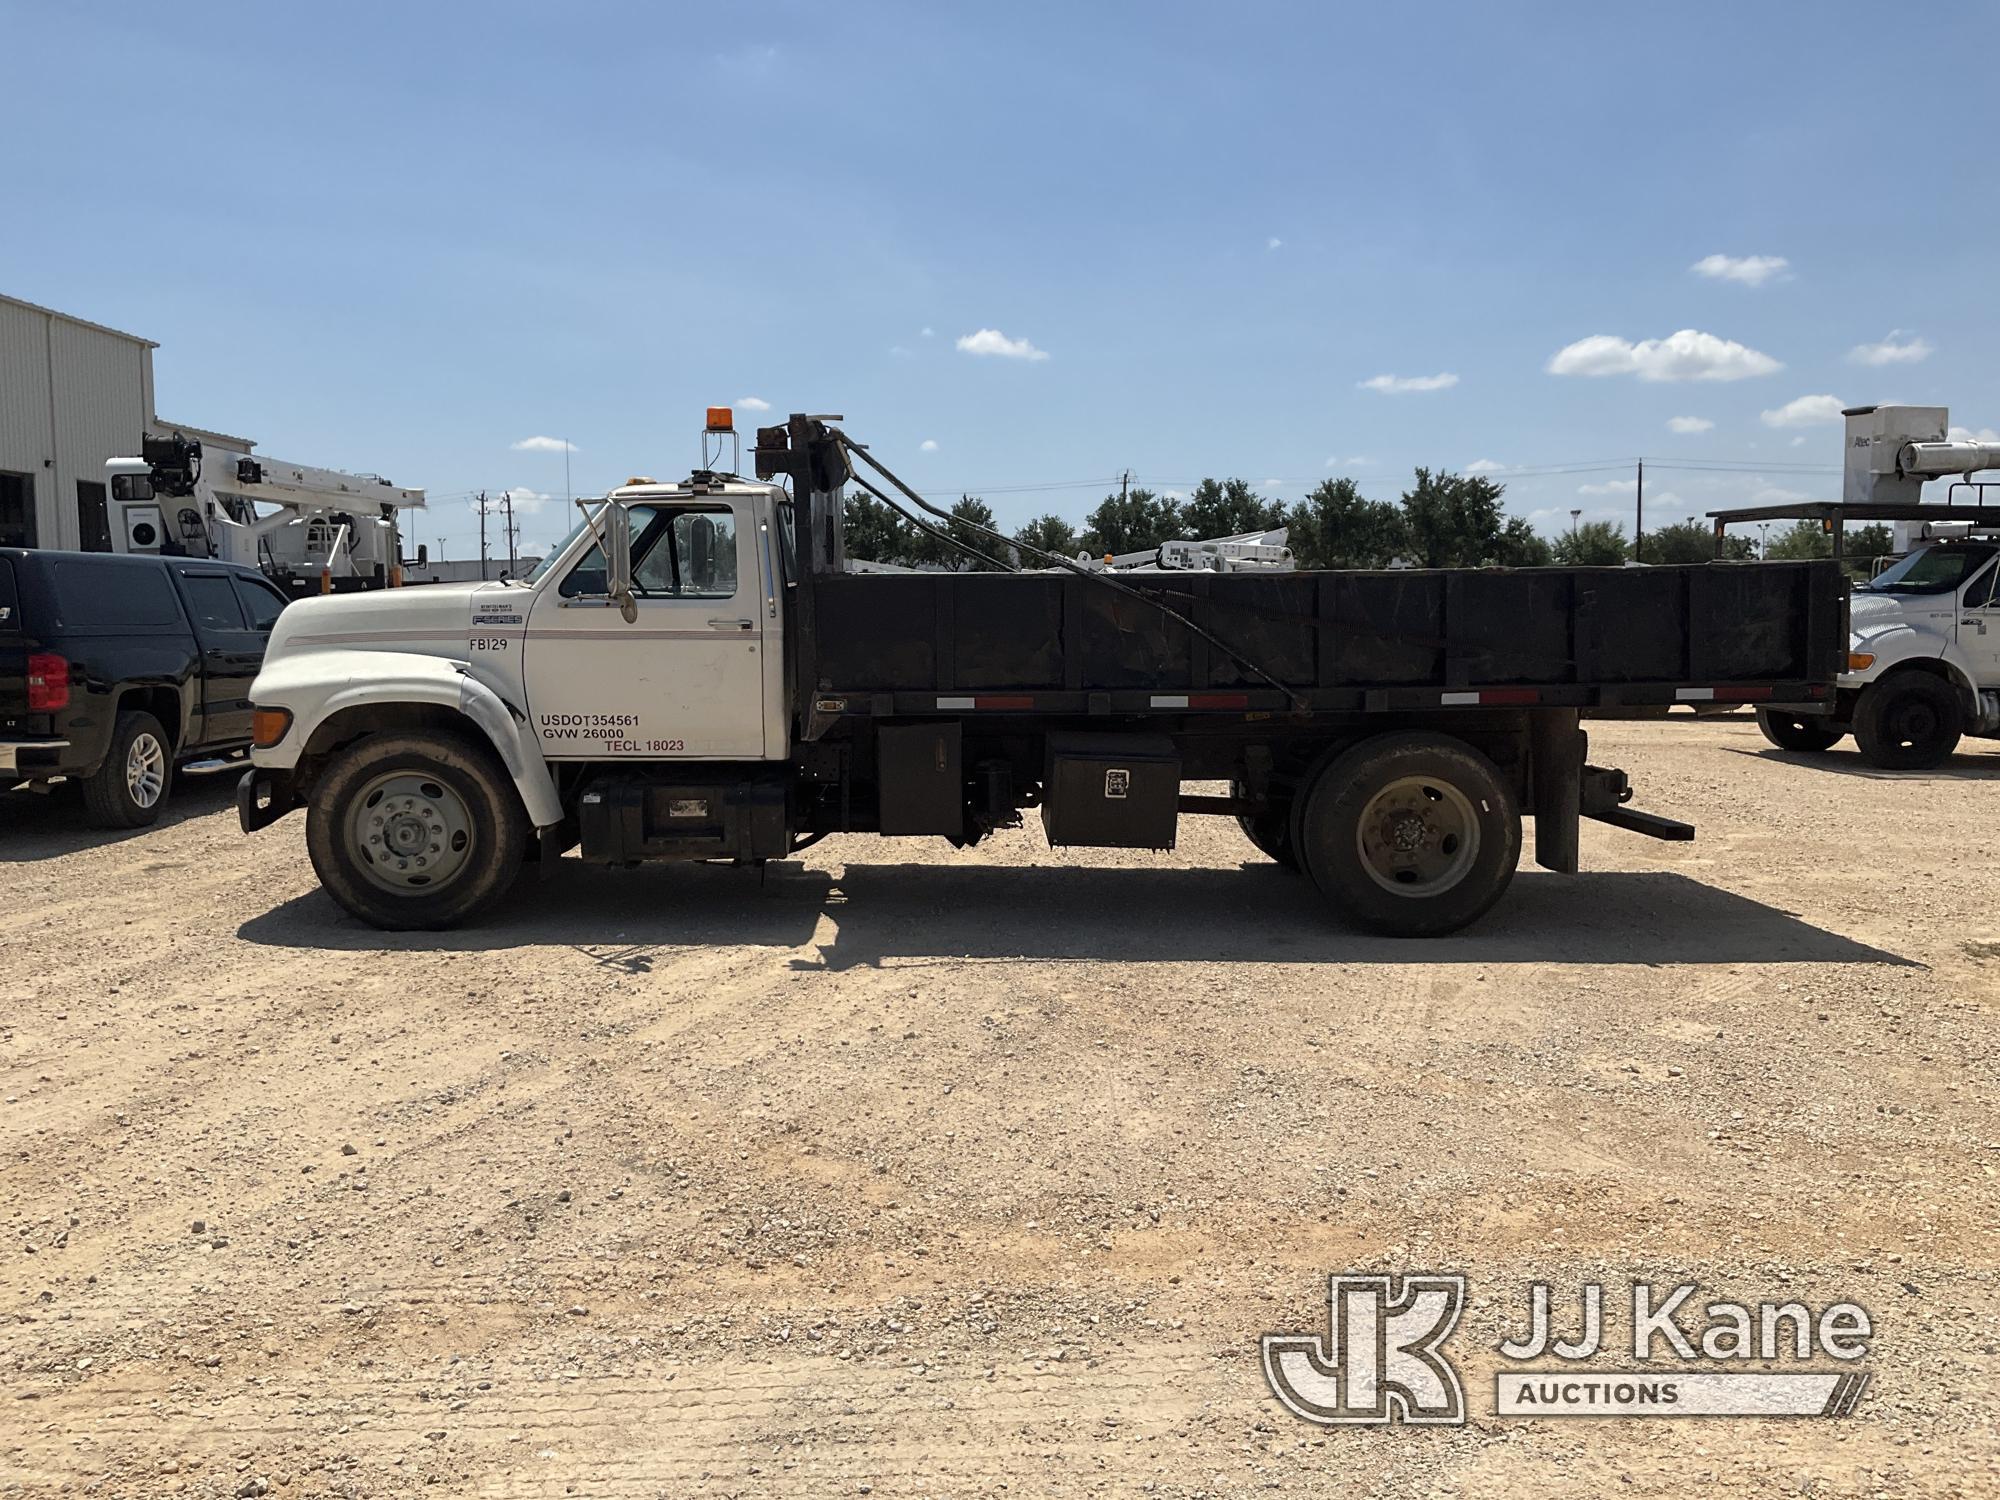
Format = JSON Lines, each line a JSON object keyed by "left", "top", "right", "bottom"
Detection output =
{"left": 1956, "top": 561, "right": 2000, "bottom": 688}
{"left": 521, "top": 500, "right": 771, "bottom": 759}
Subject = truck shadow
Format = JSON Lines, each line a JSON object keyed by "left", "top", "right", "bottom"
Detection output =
{"left": 1726, "top": 745, "right": 2000, "bottom": 780}
{"left": 235, "top": 861, "right": 1913, "bottom": 969}
{"left": 0, "top": 775, "right": 238, "bottom": 862}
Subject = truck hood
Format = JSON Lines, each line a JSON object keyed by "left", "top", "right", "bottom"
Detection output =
{"left": 268, "top": 580, "right": 523, "bottom": 660}
{"left": 1848, "top": 589, "right": 1954, "bottom": 650}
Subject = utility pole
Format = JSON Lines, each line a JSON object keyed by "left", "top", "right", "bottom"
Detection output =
{"left": 499, "top": 489, "right": 520, "bottom": 576}
{"left": 1120, "top": 470, "right": 1130, "bottom": 503}
{"left": 474, "top": 490, "right": 493, "bottom": 581}
{"left": 1634, "top": 460, "right": 1645, "bottom": 563}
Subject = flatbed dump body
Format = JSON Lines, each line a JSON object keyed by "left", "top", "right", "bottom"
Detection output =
{"left": 803, "top": 559, "right": 1845, "bottom": 724}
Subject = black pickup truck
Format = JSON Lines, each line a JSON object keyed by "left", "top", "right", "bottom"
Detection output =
{"left": 0, "top": 549, "right": 289, "bottom": 827}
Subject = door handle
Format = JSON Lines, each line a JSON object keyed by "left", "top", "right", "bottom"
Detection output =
{"left": 708, "top": 617, "right": 754, "bottom": 630}
{"left": 1964, "top": 618, "right": 1986, "bottom": 632}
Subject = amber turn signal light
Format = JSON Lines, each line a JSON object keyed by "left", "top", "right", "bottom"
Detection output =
{"left": 1847, "top": 652, "right": 1875, "bottom": 671}
{"left": 251, "top": 707, "right": 293, "bottom": 748}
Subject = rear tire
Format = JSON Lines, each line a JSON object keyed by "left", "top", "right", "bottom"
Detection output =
{"left": 306, "top": 731, "right": 529, "bottom": 929}
{"left": 1232, "top": 778, "right": 1299, "bottom": 871}
{"left": 1755, "top": 708, "right": 1843, "bottom": 753}
{"left": 1294, "top": 732, "right": 1520, "bottom": 938}
{"left": 81, "top": 710, "right": 172, "bottom": 829}
{"left": 1852, "top": 674, "right": 1962, "bottom": 770}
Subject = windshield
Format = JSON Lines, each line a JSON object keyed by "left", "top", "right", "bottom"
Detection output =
{"left": 1860, "top": 544, "right": 1996, "bottom": 595}
{"left": 524, "top": 506, "right": 601, "bottom": 583}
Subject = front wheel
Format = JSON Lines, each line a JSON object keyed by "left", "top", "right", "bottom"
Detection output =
{"left": 305, "top": 731, "right": 529, "bottom": 929}
{"left": 1852, "top": 674, "right": 1962, "bottom": 770}
{"left": 1294, "top": 733, "right": 1521, "bottom": 938}
{"left": 1755, "top": 708, "right": 1844, "bottom": 753}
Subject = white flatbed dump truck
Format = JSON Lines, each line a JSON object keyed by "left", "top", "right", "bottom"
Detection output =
{"left": 237, "top": 411, "right": 1846, "bottom": 936}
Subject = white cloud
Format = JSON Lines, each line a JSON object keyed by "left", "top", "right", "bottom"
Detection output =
{"left": 1950, "top": 425, "right": 2000, "bottom": 443}
{"left": 1547, "top": 330, "right": 1781, "bottom": 382}
{"left": 510, "top": 435, "right": 577, "bottom": 453}
{"left": 919, "top": 439, "right": 938, "bottom": 453}
{"left": 1464, "top": 458, "right": 1504, "bottom": 474}
{"left": 1266, "top": 236, "right": 1283, "bottom": 251}
{"left": 920, "top": 326, "right": 935, "bottom": 338}
{"left": 1667, "top": 415, "right": 1715, "bottom": 434}
{"left": 1690, "top": 253, "right": 1791, "bottom": 287}
{"left": 1848, "top": 331, "right": 1932, "bottom": 366}
{"left": 956, "top": 327, "right": 1049, "bottom": 361}
{"left": 478, "top": 487, "right": 553, "bottom": 517}
{"left": 1760, "top": 393, "right": 1846, "bottom": 428}
{"left": 736, "top": 396, "right": 771, "bottom": 412}
{"left": 1577, "top": 478, "right": 1636, "bottom": 496}
{"left": 888, "top": 344, "right": 914, "bottom": 357}
{"left": 1261, "top": 478, "right": 1283, "bottom": 489}
{"left": 1359, "top": 372, "right": 1459, "bottom": 394}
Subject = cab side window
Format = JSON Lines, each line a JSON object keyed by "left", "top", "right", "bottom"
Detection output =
{"left": 233, "top": 576, "right": 288, "bottom": 631}
{"left": 559, "top": 504, "right": 738, "bottom": 600}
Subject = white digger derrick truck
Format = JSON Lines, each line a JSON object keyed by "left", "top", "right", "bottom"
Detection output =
{"left": 234, "top": 410, "right": 1847, "bottom": 938}
{"left": 1710, "top": 403, "right": 2000, "bottom": 769}
{"left": 105, "top": 433, "right": 427, "bottom": 597}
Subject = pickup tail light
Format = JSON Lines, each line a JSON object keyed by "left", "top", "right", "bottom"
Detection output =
{"left": 25, "top": 652, "right": 68, "bottom": 711}
{"left": 251, "top": 707, "right": 293, "bottom": 749}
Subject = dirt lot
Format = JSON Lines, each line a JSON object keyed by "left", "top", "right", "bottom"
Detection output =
{"left": 2, "top": 718, "right": 1996, "bottom": 1498}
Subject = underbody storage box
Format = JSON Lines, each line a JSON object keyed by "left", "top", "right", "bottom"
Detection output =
{"left": 876, "top": 720, "right": 963, "bottom": 836}
{"left": 1040, "top": 731, "right": 1179, "bottom": 850}
{"left": 578, "top": 773, "right": 789, "bottom": 863}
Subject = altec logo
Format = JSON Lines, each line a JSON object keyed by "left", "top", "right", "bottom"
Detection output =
{"left": 1261, "top": 1275, "right": 1468, "bottom": 1426}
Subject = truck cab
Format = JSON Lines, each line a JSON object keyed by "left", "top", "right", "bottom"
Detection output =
{"left": 1762, "top": 537, "right": 2000, "bottom": 766}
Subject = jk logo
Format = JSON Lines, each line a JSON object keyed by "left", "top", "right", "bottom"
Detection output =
{"left": 1261, "top": 1274, "right": 1467, "bottom": 1426}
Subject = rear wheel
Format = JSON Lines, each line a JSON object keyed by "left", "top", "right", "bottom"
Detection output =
{"left": 306, "top": 731, "right": 529, "bottom": 929}
{"left": 1294, "top": 732, "right": 1521, "bottom": 937}
{"left": 1852, "top": 674, "right": 1961, "bottom": 770}
{"left": 1231, "top": 778, "right": 1299, "bottom": 871}
{"left": 81, "top": 710, "right": 172, "bottom": 828}
{"left": 1755, "top": 708, "right": 1844, "bottom": 753}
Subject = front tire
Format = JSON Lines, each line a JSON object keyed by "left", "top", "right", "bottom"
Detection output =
{"left": 1755, "top": 708, "right": 1844, "bottom": 753}
{"left": 81, "top": 710, "right": 172, "bottom": 828}
{"left": 306, "top": 731, "right": 529, "bottom": 929}
{"left": 1852, "top": 674, "right": 1962, "bottom": 770}
{"left": 1294, "top": 732, "right": 1521, "bottom": 938}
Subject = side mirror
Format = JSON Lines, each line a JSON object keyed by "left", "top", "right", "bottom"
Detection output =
{"left": 412, "top": 544, "right": 429, "bottom": 568}
{"left": 605, "top": 500, "right": 639, "bottom": 622}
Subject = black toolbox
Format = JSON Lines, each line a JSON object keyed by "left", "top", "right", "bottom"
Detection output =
{"left": 1040, "top": 731, "right": 1180, "bottom": 849}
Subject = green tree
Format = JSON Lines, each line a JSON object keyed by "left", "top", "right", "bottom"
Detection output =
{"left": 1496, "top": 516, "right": 1554, "bottom": 567}
{"left": 1648, "top": 519, "right": 1721, "bottom": 564}
{"left": 1552, "top": 520, "right": 1631, "bottom": 566}
{"left": 912, "top": 495, "right": 1004, "bottom": 571}
{"left": 1012, "top": 512, "right": 1079, "bottom": 563}
{"left": 1846, "top": 523, "right": 1894, "bottom": 561}
{"left": 1398, "top": 468, "right": 1514, "bottom": 568}
{"left": 1765, "top": 519, "right": 1832, "bottom": 560}
{"left": 843, "top": 490, "right": 915, "bottom": 564}
{"left": 1182, "top": 477, "right": 1285, "bottom": 538}
{"left": 1080, "top": 486, "right": 1183, "bottom": 557}
{"left": 1285, "top": 477, "right": 1407, "bottom": 569}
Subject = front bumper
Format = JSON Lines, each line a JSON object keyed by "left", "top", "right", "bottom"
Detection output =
{"left": 237, "top": 766, "right": 302, "bottom": 833}
{"left": 0, "top": 738, "right": 71, "bottom": 777}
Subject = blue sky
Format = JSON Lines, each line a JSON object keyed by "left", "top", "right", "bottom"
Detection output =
{"left": 5, "top": 0, "right": 1997, "bottom": 558}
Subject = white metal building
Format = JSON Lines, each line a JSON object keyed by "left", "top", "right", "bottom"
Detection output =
{"left": 0, "top": 292, "right": 163, "bottom": 552}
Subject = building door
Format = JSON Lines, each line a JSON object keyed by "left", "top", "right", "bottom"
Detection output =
{"left": 0, "top": 473, "right": 35, "bottom": 548}
{"left": 75, "top": 480, "right": 111, "bottom": 552}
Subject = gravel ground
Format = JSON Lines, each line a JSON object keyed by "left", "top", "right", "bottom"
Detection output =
{"left": 2, "top": 718, "right": 1996, "bottom": 1498}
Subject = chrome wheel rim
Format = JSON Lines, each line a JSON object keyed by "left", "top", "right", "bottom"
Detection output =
{"left": 349, "top": 771, "right": 476, "bottom": 893}
{"left": 1355, "top": 775, "right": 1481, "bottom": 897}
{"left": 125, "top": 732, "right": 167, "bottom": 808}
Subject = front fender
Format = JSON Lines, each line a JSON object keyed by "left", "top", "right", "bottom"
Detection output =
{"left": 1840, "top": 621, "right": 1955, "bottom": 691}
{"left": 248, "top": 648, "right": 563, "bottom": 828}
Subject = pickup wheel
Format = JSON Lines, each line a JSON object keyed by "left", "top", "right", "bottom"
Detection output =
{"left": 1295, "top": 732, "right": 1520, "bottom": 938}
{"left": 1852, "top": 674, "right": 1962, "bottom": 770}
{"left": 1231, "top": 779, "right": 1299, "bottom": 871}
{"left": 306, "top": 731, "right": 529, "bottom": 930}
{"left": 81, "top": 710, "right": 173, "bottom": 829}
{"left": 1755, "top": 709, "right": 1844, "bottom": 753}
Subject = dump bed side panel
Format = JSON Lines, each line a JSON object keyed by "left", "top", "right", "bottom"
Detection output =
{"left": 806, "top": 560, "right": 1844, "bottom": 699}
